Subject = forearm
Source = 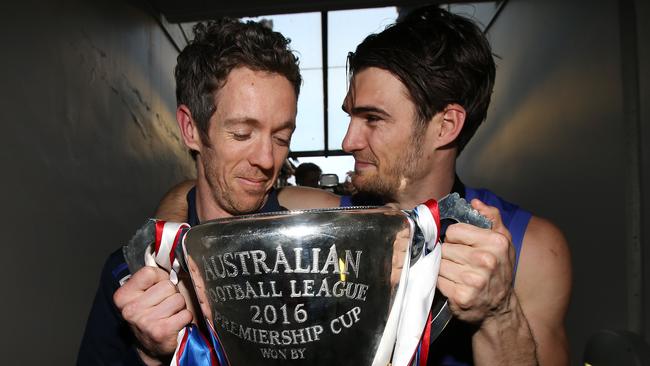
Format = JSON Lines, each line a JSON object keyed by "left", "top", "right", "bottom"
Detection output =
{"left": 154, "top": 180, "right": 194, "bottom": 221}
{"left": 472, "top": 293, "right": 537, "bottom": 366}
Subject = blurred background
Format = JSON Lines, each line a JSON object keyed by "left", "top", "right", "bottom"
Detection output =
{"left": 0, "top": 0, "right": 648, "bottom": 364}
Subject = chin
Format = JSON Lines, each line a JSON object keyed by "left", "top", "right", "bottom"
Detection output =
{"left": 235, "top": 195, "right": 267, "bottom": 214}
{"left": 352, "top": 174, "right": 374, "bottom": 190}
{"left": 354, "top": 177, "right": 397, "bottom": 198}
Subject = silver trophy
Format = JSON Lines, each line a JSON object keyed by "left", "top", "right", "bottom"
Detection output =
{"left": 124, "top": 193, "right": 490, "bottom": 366}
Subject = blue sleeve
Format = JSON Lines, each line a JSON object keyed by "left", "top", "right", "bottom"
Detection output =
{"left": 77, "top": 250, "right": 145, "bottom": 366}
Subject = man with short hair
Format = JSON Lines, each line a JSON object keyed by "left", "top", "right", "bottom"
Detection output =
{"left": 339, "top": 6, "right": 570, "bottom": 365}
{"left": 77, "top": 18, "right": 337, "bottom": 366}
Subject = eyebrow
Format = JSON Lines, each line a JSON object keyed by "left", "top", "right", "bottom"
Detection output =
{"left": 223, "top": 117, "right": 295, "bottom": 131}
{"left": 343, "top": 105, "right": 391, "bottom": 118}
{"left": 223, "top": 118, "right": 257, "bottom": 127}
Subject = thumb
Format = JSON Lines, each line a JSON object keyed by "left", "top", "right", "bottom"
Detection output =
{"left": 470, "top": 198, "right": 511, "bottom": 242}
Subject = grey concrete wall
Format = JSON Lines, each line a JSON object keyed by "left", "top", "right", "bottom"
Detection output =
{"left": 0, "top": 0, "right": 195, "bottom": 364}
{"left": 458, "top": 0, "right": 649, "bottom": 363}
{"left": 637, "top": 0, "right": 650, "bottom": 347}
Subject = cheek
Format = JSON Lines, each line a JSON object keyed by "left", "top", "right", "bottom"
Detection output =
{"left": 206, "top": 147, "right": 239, "bottom": 181}
{"left": 372, "top": 136, "right": 395, "bottom": 163}
{"left": 273, "top": 145, "right": 289, "bottom": 166}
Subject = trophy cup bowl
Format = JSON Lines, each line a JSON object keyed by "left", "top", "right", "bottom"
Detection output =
{"left": 183, "top": 206, "right": 431, "bottom": 365}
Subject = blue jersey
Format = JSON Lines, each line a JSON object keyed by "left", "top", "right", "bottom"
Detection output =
{"left": 340, "top": 181, "right": 531, "bottom": 366}
{"left": 77, "top": 187, "right": 284, "bottom": 365}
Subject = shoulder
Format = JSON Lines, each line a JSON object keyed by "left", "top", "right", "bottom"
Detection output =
{"left": 515, "top": 215, "right": 571, "bottom": 319}
{"left": 154, "top": 180, "right": 195, "bottom": 221}
{"left": 277, "top": 186, "right": 341, "bottom": 210}
{"left": 519, "top": 216, "right": 571, "bottom": 276}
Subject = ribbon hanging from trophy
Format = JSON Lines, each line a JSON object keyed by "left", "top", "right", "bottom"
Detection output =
{"left": 144, "top": 220, "right": 227, "bottom": 366}
{"left": 371, "top": 199, "right": 442, "bottom": 366}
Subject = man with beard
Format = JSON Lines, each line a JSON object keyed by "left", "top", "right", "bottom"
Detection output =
{"left": 336, "top": 6, "right": 570, "bottom": 365}
{"left": 77, "top": 18, "right": 338, "bottom": 366}
{"left": 124, "top": 6, "right": 571, "bottom": 366}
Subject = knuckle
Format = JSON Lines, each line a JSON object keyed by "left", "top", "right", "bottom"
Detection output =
{"left": 121, "top": 302, "right": 140, "bottom": 321}
{"left": 454, "top": 288, "right": 473, "bottom": 309}
{"left": 462, "top": 271, "right": 486, "bottom": 289}
{"left": 113, "top": 289, "right": 126, "bottom": 307}
{"left": 179, "top": 309, "right": 194, "bottom": 324}
{"left": 170, "top": 293, "right": 187, "bottom": 308}
{"left": 139, "top": 266, "right": 158, "bottom": 278}
{"left": 443, "top": 224, "right": 459, "bottom": 240}
{"left": 474, "top": 251, "right": 497, "bottom": 270}
{"left": 150, "top": 324, "right": 168, "bottom": 342}
{"left": 493, "top": 234, "right": 510, "bottom": 252}
{"left": 160, "top": 279, "right": 177, "bottom": 294}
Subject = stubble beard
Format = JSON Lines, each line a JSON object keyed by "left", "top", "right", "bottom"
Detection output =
{"left": 201, "top": 148, "right": 267, "bottom": 216}
{"left": 352, "top": 131, "right": 424, "bottom": 202}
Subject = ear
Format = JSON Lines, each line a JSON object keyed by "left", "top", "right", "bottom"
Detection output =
{"left": 435, "top": 103, "right": 466, "bottom": 148}
{"left": 176, "top": 105, "right": 202, "bottom": 152}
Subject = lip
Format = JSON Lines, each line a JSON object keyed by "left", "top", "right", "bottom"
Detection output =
{"left": 354, "top": 160, "right": 376, "bottom": 171}
{"left": 237, "top": 177, "right": 269, "bottom": 191}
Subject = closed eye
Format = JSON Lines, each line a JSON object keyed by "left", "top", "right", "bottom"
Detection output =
{"left": 273, "top": 129, "right": 293, "bottom": 147}
{"left": 232, "top": 131, "right": 251, "bottom": 141}
{"left": 274, "top": 135, "right": 291, "bottom": 147}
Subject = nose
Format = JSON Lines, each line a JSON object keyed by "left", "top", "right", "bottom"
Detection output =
{"left": 249, "top": 135, "right": 275, "bottom": 171}
{"left": 342, "top": 118, "right": 366, "bottom": 153}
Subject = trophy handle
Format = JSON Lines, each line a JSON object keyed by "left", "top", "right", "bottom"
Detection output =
{"left": 438, "top": 192, "right": 492, "bottom": 229}
{"left": 123, "top": 219, "right": 189, "bottom": 275}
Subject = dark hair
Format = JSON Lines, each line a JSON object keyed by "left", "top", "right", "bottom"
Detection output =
{"left": 175, "top": 18, "right": 301, "bottom": 146}
{"left": 348, "top": 6, "right": 495, "bottom": 153}
{"left": 294, "top": 162, "right": 322, "bottom": 186}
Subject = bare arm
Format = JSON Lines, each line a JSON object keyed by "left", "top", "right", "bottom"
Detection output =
{"left": 438, "top": 200, "right": 570, "bottom": 365}
{"left": 511, "top": 217, "right": 571, "bottom": 365}
{"left": 154, "top": 180, "right": 195, "bottom": 221}
{"left": 277, "top": 186, "right": 341, "bottom": 209}
{"left": 154, "top": 183, "right": 340, "bottom": 223}
{"left": 471, "top": 216, "right": 570, "bottom": 365}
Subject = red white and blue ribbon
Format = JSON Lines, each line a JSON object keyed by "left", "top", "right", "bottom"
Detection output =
{"left": 408, "top": 199, "right": 441, "bottom": 366}
{"left": 144, "top": 221, "right": 189, "bottom": 285}
{"left": 171, "top": 324, "right": 219, "bottom": 366}
{"left": 372, "top": 199, "right": 442, "bottom": 366}
{"left": 144, "top": 220, "right": 229, "bottom": 366}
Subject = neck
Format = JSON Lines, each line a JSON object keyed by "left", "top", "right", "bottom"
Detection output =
{"left": 392, "top": 150, "right": 456, "bottom": 209}
{"left": 195, "top": 181, "right": 232, "bottom": 222}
